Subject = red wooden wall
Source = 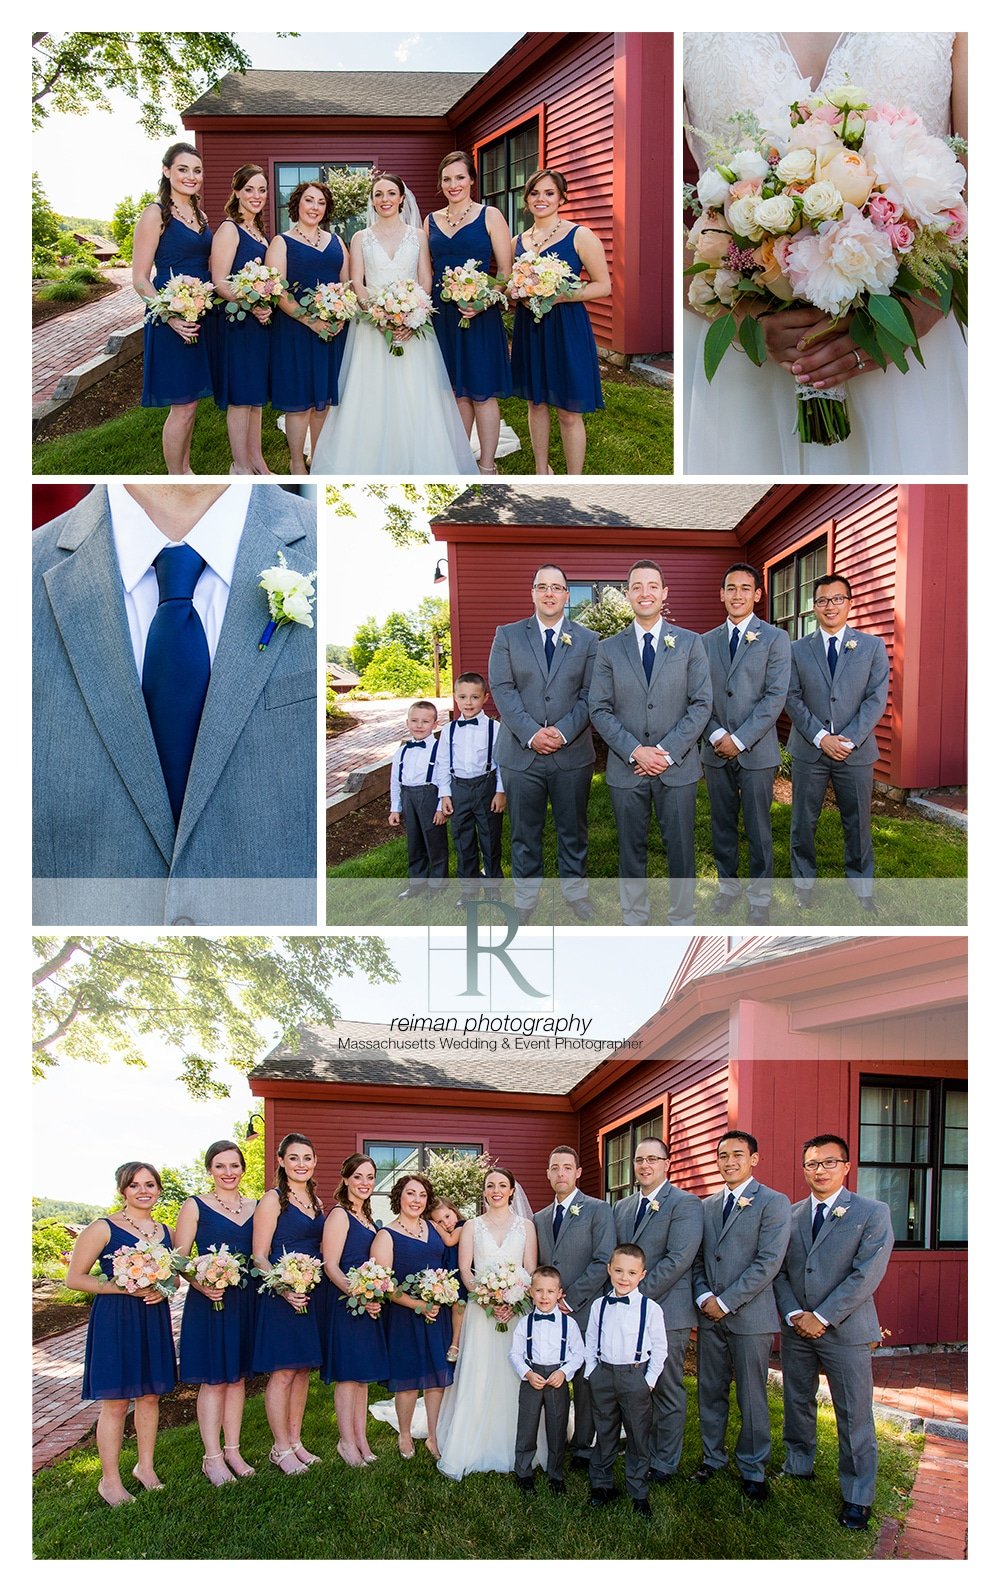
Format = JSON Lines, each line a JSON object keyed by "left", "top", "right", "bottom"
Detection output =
{"left": 32, "top": 484, "right": 91, "bottom": 527}
{"left": 893, "top": 484, "right": 967, "bottom": 787}
{"left": 611, "top": 32, "right": 673, "bottom": 354}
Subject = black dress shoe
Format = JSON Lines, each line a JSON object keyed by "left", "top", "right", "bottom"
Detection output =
{"left": 516, "top": 907, "right": 535, "bottom": 926}
{"left": 838, "top": 1501, "right": 872, "bottom": 1530}
{"left": 691, "top": 1464, "right": 722, "bottom": 1484}
{"left": 740, "top": 1477, "right": 769, "bottom": 1504}
{"left": 589, "top": 1488, "right": 617, "bottom": 1507}
{"left": 748, "top": 904, "right": 770, "bottom": 926}
{"left": 647, "top": 1469, "right": 675, "bottom": 1485}
{"left": 709, "top": 892, "right": 732, "bottom": 916}
{"left": 397, "top": 885, "right": 426, "bottom": 899}
{"left": 568, "top": 897, "right": 595, "bottom": 922}
{"left": 794, "top": 889, "right": 813, "bottom": 910}
{"left": 570, "top": 1455, "right": 592, "bottom": 1471}
{"left": 781, "top": 1469, "right": 815, "bottom": 1481}
{"left": 632, "top": 1497, "right": 653, "bottom": 1517}
{"left": 548, "top": 1477, "right": 566, "bottom": 1494}
{"left": 858, "top": 897, "right": 878, "bottom": 915}
{"left": 515, "top": 1474, "right": 535, "bottom": 1493}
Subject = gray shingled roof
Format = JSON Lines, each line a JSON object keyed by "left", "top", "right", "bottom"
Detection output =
{"left": 253, "top": 1019, "right": 608, "bottom": 1094}
{"left": 724, "top": 935, "right": 862, "bottom": 972}
{"left": 433, "top": 485, "right": 773, "bottom": 532}
{"left": 185, "top": 70, "right": 482, "bottom": 119}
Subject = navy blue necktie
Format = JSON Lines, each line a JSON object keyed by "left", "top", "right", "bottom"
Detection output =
{"left": 729, "top": 626, "right": 740, "bottom": 662}
{"left": 812, "top": 1201, "right": 827, "bottom": 1242}
{"left": 141, "top": 544, "right": 210, "bottom": 823}
{"left": 722, "top": 1192, "right": 735, "bottom": 1224}
{"left": 552, "top": 1203, "right": 564, "bottom": 1241}
{"left": 827, "top": 636, "right": 838, "bottom": 677}
{"left": 544, "top": 628, "right": 555, "bottom": 670}
{"left": 632, "top": 1196, "right": 649, "bottom": 1236}
{"left": 642, "top": 630, "right": 655, "bottom": 682}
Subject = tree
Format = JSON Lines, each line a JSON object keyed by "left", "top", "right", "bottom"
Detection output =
{"left": 32, "top": 936, "right": 398, "bottom": 1100}
{"left": 425, "top": 1150, "right": 495, "bottom": 1216}
{"left": 381, "top": 610, "right": 427, "bottom": 663}
{"left": 359, "top": 645, "right": 436, "bottom": 696}
{"left": 323, "top": 167, "right": 373, "bottom": 235}
{"left": 32, "top": 172, "right": 62, "bottom": 275}
{"left": 111, "top": 189, "right": 157, "bottom": 262}
{"left": 413, "top": 596, "right": 451, "bottom": 670}
{"left": 326, "top": 482, "right": 473, "bottom": 546}
{"left": 32, "top": 32, "right": 255, "bottom": 139}
{"left": 350, "top": 615, "right": 384, "bottom": 675}
{"left": 574, "top": 585, "right": 633, "bottom": 639}
{"left": 326, "top": 643, "right": 352, "bottom": 668}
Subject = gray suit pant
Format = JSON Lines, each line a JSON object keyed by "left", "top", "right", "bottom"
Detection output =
{"left": 569, "top": 1356, "right": 597, "bottom": 1457}
{"left": 400, "top": 785, "right": 448, "bottom": 884}
{"left": 588, "top": 1361, "right": 653, "bottom": 1499}
{"left": 781, "top": 1330, "right": 878, "bottom": 1505}
{"left": 696, "top": 1320, "right": 772, "bottom": 1480}
{"left": 650, "top": 1327, "right": 693, "bottom": 1474}
{"left": 515, "top": 1362, "right": 570, "bottom": 1480}
{"left": 451, "top": 772, "right": 502, "bottom": 884}
{"left": 501, "top": 761, "right": 592, "bottom": 906}
{"left": 609, "top": 780, "right": 697, "bottom": 925}
{"left": 704, "top": 762, "right": 776, "bottom": 905}
{"left": 790, "top": 757, "right": 875, "bottom": 895}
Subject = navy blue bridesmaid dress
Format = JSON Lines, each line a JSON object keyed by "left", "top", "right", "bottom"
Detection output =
{"left": 269, "top": 233, "right": 346, "bottom": 413}
{"left": 178, "top": 1198, "right": 255, "bottom": 1385}
{"left": 81, "top": 1217, "right": 177, "bottom": 1400}
{"left": 321, "top": 1211, "right": 390, "bottom": 1385}
{"left": 251, "top": 1196, "right": 325, "bottom": 1373}
{"left": 510, "top": 226, "right": 604, "bottom": 414}
{"left": 382, "top": 1226, "right": 454, "bottom": 1393}
{"left": 141, "top": 215, "right": 215, "bottom": 408}
{"left": 215, "top": 226, "right": 271, "bottom": 411}
{"left": 428, "top": 208, "right": 512, "bottom": 402}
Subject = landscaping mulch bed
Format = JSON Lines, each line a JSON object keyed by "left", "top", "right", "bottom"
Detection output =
{"left": 326, "top": 802, "right": 393, "bottom": 867}
{"left": 33, "top": 1281, "right": 90, "bottom": 1343}
{"left": 326, "top": 711, "right": 361, "bottom": 738}
{"left": 773, "top": 775, "right": 912, "bottom": 820}
{"left": 32, "top": 278, "right": 119, "bottom": 328}
{"left": 33, "top": 356, "right": 144, "bottom": 442}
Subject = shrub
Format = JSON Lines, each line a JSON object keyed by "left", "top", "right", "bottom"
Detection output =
{"left": 327, "top": 681, "right": 345, "bottom": 724}
{"left": 37, "top": 278, "right": 88, "bottom": 303}
{"left": 574, "top": 586, "right": 633, "bottom": 639}
{"left": 32, "top": 1217, "right": 76, "bottom": 1277}
{"left": 359, "top": 644, "right": 435, "bottom": 696}
{"left": 64, "top": 262, "right": 104, "bottom": 285}
{"left": 425, "top": 1150, "right": 496, "bottom": 1217}
{"left": 778, "top": 741, "right": 793, "bottom": 779}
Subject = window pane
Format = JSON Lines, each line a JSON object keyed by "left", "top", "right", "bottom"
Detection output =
{"left": 567, "top": 582, "right": 595, "bottom": 620}
{"left": 857, "top": 1166, "right": 926, "bottom": 1243}
{"left": 943, "top": 1090, "right": 968, "bottom": 1164}
{"left": 939, "top": 1169, "right": 968, "bottom": 1242}
{"left": 859, "top": 1123, "right": 893, "bottom": 1161}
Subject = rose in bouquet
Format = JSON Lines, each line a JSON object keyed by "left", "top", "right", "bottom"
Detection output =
{"left": 257, "top": 548, "right": 316, "bottom": 650}
{"left": 364, "top": 279, "right": 435, "bottom": 355}
{"left": 172, "top": 1243, "right": 248, "bottom": 1311}
{"left": 224, "top": 259, "right": 286, "bottom": 321}
{"left": 439, "top": 259, "right": 506, "bottom": 329}
{"left": 145, "top": 274, "right": 217, "bottom": 338}
{"left": 251, "top": 1249, "right": 323, "bottom": 1314}
{"left": 507, "top": 249, "right": 583, "bottom": 321}
{"left": 403, "top": 1266, "right": 461, "bottom": 1316}
{"left": 107, "top": 1238, "right": 178, "bottom": 1300}
{"left": 471, "top": 1260, "right": 531, "bottom": 1332}
{"left": 341, "top": 1259, "right": 398, "bottom": 1317}
{"left": 684, "top": 86, "right": 967, "bottom": 443}
{"left": 298, "top": 280, "right": 359, "bottom": 341}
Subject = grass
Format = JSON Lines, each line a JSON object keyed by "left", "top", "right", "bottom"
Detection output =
{"left": 495, "top": 384, "right": 673, "bottom": 476}
{"left": 32, "top": 1376, "right": 919, "bottom": 1560}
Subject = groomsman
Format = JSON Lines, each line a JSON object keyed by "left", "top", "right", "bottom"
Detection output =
{"left": 489, "top": 566, "right": 599, "bottom": 921}
{"left": 534, "top": 1145, "right": 616, "bottom": 1465}
{"left": 692, "top": 1131, "right": 792, "bottom": 1502}
{"left": 614, "top": 1137, "right": 702, "bottom": 1483}
{"left": 774, "top": 1135, "right": 894, "bottom": 1531}
{"left": 785, "top": 575, "right": 889, "bottom": 911}
{"left": 589, "top": 561, "right": 712, "bottom": 925}
{"left": 701, "top": 563, "right": 791, "bottom": 926}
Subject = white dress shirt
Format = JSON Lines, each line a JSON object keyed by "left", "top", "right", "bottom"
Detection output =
{"left": 435, "top": 715, "right": 504, "bottom": 797}
{"left": 584, "top": 1287, "right": 668, "bottom": 1388}
{"left": 389, "top": 734, "right": 444, "bottom": 813}
{"left": 813, "top": 624, "right": 855, "bottom": 747}
{"left": 108, "top": 485, "right": 252, "bottom": 674}
{"left": 536, "top": 615, "right": 565, "bottom": 646}
{"left": 509, "top": 1308, "right": 585, "bottom": 1380}
{"left": 709, "top": 617, "right": 754, "bottom": 751}
{"left": 697, "top": 1176, "right": 755, "bottom": 1313}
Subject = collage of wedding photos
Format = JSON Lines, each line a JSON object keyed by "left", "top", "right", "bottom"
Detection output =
{"left": 29, "top": 24, "right": 973, "bottom": 1573}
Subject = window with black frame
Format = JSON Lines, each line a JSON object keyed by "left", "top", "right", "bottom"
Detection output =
{"left": 602, "top": 1110, "right": 665, "bottom": 1205}
{"left": 363, "top": 1140, "right": 483, "bottom": 1223}
{"left": 856, "top": 1077, "right": 967, "bottom": 1248}
{"left": 567, "top": 579, "right": 626, "bottom": 621}
{"left": 769, "top": 537, "right": 829, "bottom": 639}
{"left": 274, "top": 160, "right": 373, "bottom": 239}
{"left": 479, "top": 117, "right": 540, "bottom": 234}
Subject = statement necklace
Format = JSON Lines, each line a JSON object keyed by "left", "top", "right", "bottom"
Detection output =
{"left": 397, "top": 1217, "right": 425, "bottom": 1239}
{"left": 442, "top": 201, "right": 474, "bottom": 231}
{"left": 528, "top": 218, "right": 562, "bottom": 251}
{"left": 120, "top": 1209, "right": 157, "bottom": 1239}
{"left": 292, "top": 223, "right": 322, "bottom": 248}
{"left": 171, "top": 201, "right": 200, "bottom": 230}
{"left": 213, "top": 1191, "right": 244, "bottom": 1219}
{"left": 288, "top": 1189, "right": 316, "bottom": 1216}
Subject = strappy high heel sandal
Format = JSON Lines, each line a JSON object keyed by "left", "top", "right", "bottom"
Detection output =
{"left": 223, "top": 1444, "right": 255, "bottom": 1477}
{"left": 269, "top": 1446, "right": 308, "bottom": 1475}
{"left": 201, "top": 1452, "right": 235, "bottom": 1486}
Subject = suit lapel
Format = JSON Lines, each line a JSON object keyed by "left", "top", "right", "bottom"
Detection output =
{"left": 546, "top": 621, "right": 573, "bottom": 683}
{"left": 728, "top": 621, "right": 760, "bottom": 679}
{"left": 810, "top": 1190, "right": 851, "bottom": 1253}
{"left": 624, "top": 626, "right": 649, "bottom": 691}
{"left": 524, "top": 618, "right": 547, "bottom": 678}
{"left": 633, "top": 1181, "right": 667, "bottom": 1242}
{"left": 721, "top": 1179, "right": 758, "bottom": 1236}
{"left": 648, "top": 625, "right": 672, "bottom": 687}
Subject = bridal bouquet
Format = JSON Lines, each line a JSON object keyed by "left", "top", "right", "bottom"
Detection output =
{"left": 341, "top": 1259, "right": 398, "bottom": 1316}
{"left": 507, "top": 248, "right": 583, "bottom": 320}
{"left": 472, "top": 1261, "right": 531, "bottom": 1332}
{"left": 364, "top": 280, "right": 435, "bottom": 355}
{"left": 223, "top": 259, "right": 286, "bottom": 320}
{"left": 684, "top": 86, "right": 968, "bottom": 444}
{"left": 172, "top": 1244, "right": 247, "bottom": 1310}
{"left": 298, "top": 279, "right": 359, "bottom": 340}
{"left": 439, "top": 260, "right": 506, "bottom": 328}
{"left": 106, "top": 1238, "right": 178, "bottom": 1300}
{"left": 404, "top": 1267, "right": 461, "bottom": 1314}
{"left": 145, "top": 274, "right": 217, "bottom": 335}
{"left": 252, "top": 1250, "right": 323, "bottom": 1314}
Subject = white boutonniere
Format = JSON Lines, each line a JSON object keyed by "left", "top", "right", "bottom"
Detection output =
{"left": 663, "top": 634, "right": 677, "bottom": 650}
{"left": 844, "top": 640, "right": 858, "bottom": 650}
{"left": 745, "top": 630, "right": 760, "bottom": 644}
{"left": 257, "top": 550, "right": 316, "bottom": 650}
{"left": 560, "top": 631, "right": 573, "bottom": 646}
{"left": 648, "top": 1200, "right": 660, "bottom": 1213}
{"left": 736, "top": 1195, "right": 754, "bottom": 1209}
{"left": 832, "top": 1206, "right": 848, "bottom": 1219}
{"left": 569, "top": 1204, "right": 581, "bottom": 1217}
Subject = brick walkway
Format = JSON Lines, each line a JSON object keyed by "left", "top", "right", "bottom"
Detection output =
{"left": 892, "top": 1435, "right": 968, "bottom": 1560}
{"left": 33, "top": 268, "right": 141, "bottom": 402}
{"left": 327, "top": 696, "right": 452, "bottom": 799}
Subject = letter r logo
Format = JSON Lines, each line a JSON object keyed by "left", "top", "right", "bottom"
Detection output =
{"left": 462, "top": 902, "right": 548, "bottom": 998}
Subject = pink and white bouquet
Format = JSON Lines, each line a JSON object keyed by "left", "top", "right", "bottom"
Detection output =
{"left": 107, "top": 1238, "right": 178, "bottom": 1300}
{"left": 404, "top": 1267, "right": 461, "bottom": 1313}
{"left": 298, "top": 280, "right": 359, "bottom": 340}
{"left": 172, "top": 1244, "right": 248, "bottom": 1311}
{"left": 252, "top": 1250, "right": 323, "bottom": 1314}
{"left": 224, "top": 259, "right": 286, "bottom": 321}
{"left": 363, "top": 279, "right": 435, "bottom": 355}
{"left": 341, "top": 1259, "right": 398, "bottom": 1316}
{"left": 145, "top": 274, "right": 217, "bottom": 336}
{"left": 507, "top": 248, "right": 583, "bottom": 320}
{"left": 471, "top": 1261, "right": 531, "bottom": 1332}
{"left": 439, "top": 260, "right": 506, "bottom": 329}
{"left": 684, "top": 85, "right": 968, "bottom": 444}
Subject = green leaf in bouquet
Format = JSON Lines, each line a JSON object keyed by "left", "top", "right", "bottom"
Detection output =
{"left": 935, "top": 266, "right": 954, "bottom": 318}
{"left": 703, "top": 310, "right": 737, "bottom": 382}
{"left": 873, "top": 323, "right": 910, "bottom": 374}
{"left": 684, "top": 261, "right": 714, "bottom": 275}
{"left": 868, "top": 294, "right": 918, "bottom": 347}
{"left": 738, "top": 313, "right": 767, "bottom": 367}
{"left": 849, "top": 310, "right": 887, "bottom": 370}
{"left": 899, "top": 302, "right": 926, "bottom": 368}
{"left": 737, "top": 277, "right": 765, "bottom": 294}
{"left": 951, "top": 268, "right": 968, "bottom": 331}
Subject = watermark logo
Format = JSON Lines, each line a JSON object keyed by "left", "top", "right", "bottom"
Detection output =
{"left": 427, "top": 903, "right": 554, "bottom": 1011}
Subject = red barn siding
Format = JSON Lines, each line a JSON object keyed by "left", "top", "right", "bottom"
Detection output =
{"left": 611, "top": 33, "right": 673, "bottom": 353}
{"left": 893, "top": 485, "right": 967, "bottom": 787}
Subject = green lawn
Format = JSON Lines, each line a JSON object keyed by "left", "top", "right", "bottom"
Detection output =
{"left": 33, "top": 1376, "right": 918, "bottom": 1560}
{"left": 496, "top": 385, "right": 673, "bottom": 476}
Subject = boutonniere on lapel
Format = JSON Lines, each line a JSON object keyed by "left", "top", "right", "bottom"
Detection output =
{"left": 844, "top": 640, "right": 857, "bottom": 651}
{"left": 744, "top": 631, "right": 760, "bottom": 644}
{"left": 832, "top": 1206, "right": 849, "bottom": 1218}
{"left": 257, "top": 551, "right": 316, "bottom": 650}
{"left": 648, "top": 1200, "right": 660, "bottom": 1213}
{"left": 736, "top": 1196, "right": 754, "bottom": 1209}
{"left": 560, "top": 631, "right": 573, "bottom": 647}
{"left": 663, "top": 633, "right": 677, "bottom": 650}
{"left": 569, "top": 1204, "right": 581, "bottom": 1217}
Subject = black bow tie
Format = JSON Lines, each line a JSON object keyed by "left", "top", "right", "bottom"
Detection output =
{"left": 404, "top": 739, "right": 427, "bottom": 749}
{"left": 533, "top": 1312, "right": 556, "bottom": 1322}
{"left": 605, "top": 1295, "right": 629, "bottom": 1305}
{"left": 456, "top": 716, "right": 479, "bottom": 727}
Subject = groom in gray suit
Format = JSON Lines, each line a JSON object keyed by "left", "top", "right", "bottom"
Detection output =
{"left": 614, "top": 1137, "right": 702, "bottom": 1482}
{"left": 775, "top": 1135, "right": 894, "bottom": 1531}
{"left": 488, "top": 567, "right": 599, "bottom": 921}
{"left": 692, "top": 1131, "right": 792, "bottom": 1502}
{"left": 589, "top": 561, "right": 712, "bottom": 925}
{"left": 33, "top": 483, "right": 317, "bottom": 926}
{"left": 534, "top": 1145, "right": 616, "bottom": 1464}
{"left": 786, "top": 574, "right": 889, "bottom": 911}
{"left": 701, "top": 563, "right": 791, "bottom": 926}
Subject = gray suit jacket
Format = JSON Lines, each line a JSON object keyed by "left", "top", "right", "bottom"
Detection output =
{"left": 692, "top": 1180, "right": 792, "bottom": 1335}
{"left": 589, "top": 624, "right": 712, "bottom": 787}
{"left": 785, "top": 627, "right": 889, "bottom": 766}
{"left": 33, "top": 485, "right": 316, "bottom": 925}
{"left": 489, "top": 617, "right": 599, "bottom": 772}
{"left": 774, "top": 1190, "right": 894, "bottom": 1344}
{"left": 534, "top": 1191, "right": 616, "bottom": 1328}
{"left": 614, "top": 1181, "right": 702, "bottom": 1330}
{"left": 701, "top": 619, "right": 791, "bottom": 770}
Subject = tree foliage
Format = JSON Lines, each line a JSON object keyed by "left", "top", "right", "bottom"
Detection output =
{"left": 323, "top": 167, "right": 373, "bottom": 233}
{"left": 32, "top": 172, "right": 63, "bottom": 275}
{"left": 111, "top": 190, "right": 157, "bottom": 262}
{"left": 359, "top": 645, "right": 436, "bottom": 696}
{"left": 574, "top": 585, "right": 633, "bottom": 639}
{"left": 425, "top": 1150, "right": 495, "bottom": 1217}
{"left": 351, "top": 599, "right": 450, "bottom": 677}
{"left": 326, "top": 482, "right": 472, "bottom": 546}
{"left": 32, "top": 936, "right": 398, "bottom": 1100}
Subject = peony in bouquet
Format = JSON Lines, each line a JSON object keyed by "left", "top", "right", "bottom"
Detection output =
{"left": 145, "top": 274, "right": 217, "bottom": 336}
{"left": 298, "top": 280, "right": 359, "bottom": 340}
{"left": 471, "top": 1261, "right": 531, "bottom": 1331}
{"left": 252, "top": 1250, "right": 323, "bottom": 1314}
{"left": 363, "top": 279, "right": 435, "bottom": 355}
{"left": 172, "top": 1244, "right": 247, "bottom": 1311}
{"left": 341, "top": 1259, "right": 398, "bottom": 1317}
{"left": 107, "top": 1238, "right": 178, "bottom": 1300}
{"left": 224, "top": 259, "right": 286, "bottom": 320}
{"left": 439, "top": 260, "right": 506, "bottom": 329}
{"left": 507, "top": 249, "right": 583, "bottom": 320}
{"left": 403, "top": 1267, "right": 461, "bottom": 1314}
{"left": 684, "top": 85, "right": 968, "bottom": 444}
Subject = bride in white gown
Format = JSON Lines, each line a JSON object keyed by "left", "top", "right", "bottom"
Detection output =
{"left": 310, "top": 173, "right": 477, "bottom": 475}
{"left": 683, "top": 32, "right": 968, "bottom": 474}
{"left": 437, "top": 1168, "right": 538, "bottom": 1480}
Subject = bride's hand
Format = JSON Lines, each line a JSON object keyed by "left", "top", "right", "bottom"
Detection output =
{"left": 759, "top": 306, "right": 831, "bottom": 371}
{"left": 423, "top": 1301, "right": 440, "bottom": 1321}
{"left": 493, "top": 1302, "right": 514, "bottom": 1324}
{"left": 784, "top": 296, "right": 946, "bottom": 389}
{"left": 394, "top": 326, "right": 413, "bottom": 343}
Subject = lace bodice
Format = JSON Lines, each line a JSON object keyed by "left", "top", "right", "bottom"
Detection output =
{"left": 472, "top": 1213, "right": 526, "bottom": 1273}
{"left": 684, "top": 32, "right": 956, "bottom": 168}
{"left": 360, "top": 224, "right": 422, "bottom": 289}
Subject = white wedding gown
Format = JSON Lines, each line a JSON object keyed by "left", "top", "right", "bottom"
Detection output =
{"left": 683, "top": 32, "right": 967, "bottom": 474}
{"left": 310, "top": 224, "right": 478, "bottom": 474}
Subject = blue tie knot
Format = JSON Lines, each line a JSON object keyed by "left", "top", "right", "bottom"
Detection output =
{"left": 153, "top": 543, "right": 206, "bottom": 603}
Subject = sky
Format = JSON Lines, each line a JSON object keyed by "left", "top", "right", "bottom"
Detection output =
{"left": 325, "top": 485, "right": 458, "bottom": 646}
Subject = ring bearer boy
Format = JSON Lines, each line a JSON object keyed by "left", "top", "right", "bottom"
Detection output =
{"left": 388, "top": 699, "right": 448, "bottom": 897}
{"left": 509, "top": 1265, "right": 585, "bottom": 1493}
{"left": 584, "top": 1244, "right": 668, "bottom": 1516}
{"left": 435, "top": 672, "right": 505, "bottom": 905}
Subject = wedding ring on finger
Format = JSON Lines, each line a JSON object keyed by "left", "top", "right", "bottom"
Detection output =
{"left": 853, "top": 349, "right": 864, "bottom": 371}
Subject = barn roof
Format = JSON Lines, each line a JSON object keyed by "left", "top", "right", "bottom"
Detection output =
{"left": 185, "top": 69, "right": 482, "bottom": 119}
{"left": 432, "top": 484, "right": 774, "bottom": 532}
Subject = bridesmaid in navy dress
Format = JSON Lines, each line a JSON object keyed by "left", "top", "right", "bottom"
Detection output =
{"left": 65, "top": 1161, "right": 177, "bottom": 1507}
{"left": 210, "top": 165, "right": 274, "bottom": 476}
{"left": 132, "top": 142, "right": 214, "bottom": 474}
{"left": 321, "top": 1153, "right": 390, "bottom": 1466}
{"left": 424, "top": 150, "right": 513, "bottom": 475}
{"left": 510, "top": 168, "right": 611, "bottom": 475}
{"left": 371, "top": 1174, "right": 454, "bottom": 1460}
{"left": 265, "top": 181, "right": 349, "bottom": 475}
{"left": 251, "top": 1132, "right": 326, "bottom": 1474}
{"left": 174, "top": 1140, "right": 257, "bottom": 1486}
